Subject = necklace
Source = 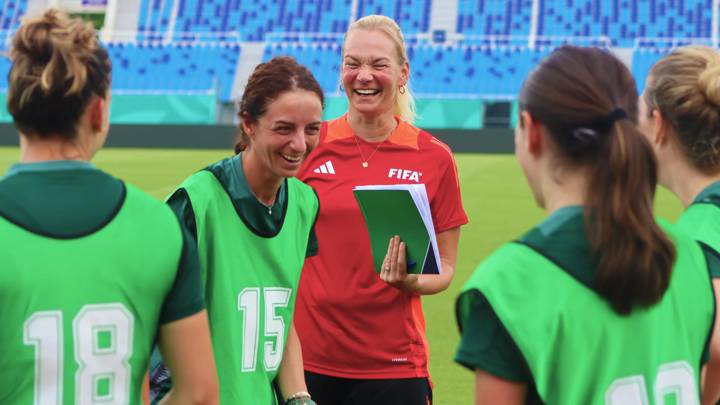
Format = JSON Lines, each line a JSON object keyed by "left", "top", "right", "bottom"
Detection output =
{"left": 353, "top": 135, "right": 383, "bottom": 168}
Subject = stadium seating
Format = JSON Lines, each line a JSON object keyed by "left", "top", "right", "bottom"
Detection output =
{"left": 137, "top": 0, "right": 174, "bottom": 41}
{"left": 356, "top": 0, "right": 432, "bottom": 34}
{"left": 631, "top": 45, "right": 672, "bottom": 94}
{"left": 0, "top": 0, "right": 26, "bottom": 31}
{"left": 138, "top": 0, "right": 353, "bottom": 42}
{"left": 0, "top": 0, "right": 718, "bottom": 105}
{"left": 263, "top": 41, "right": 341, "bottom": 93}
{"left": 264, "top": 40, "right": 551, "bottom": 99}
{"left": 106, "top": 41, "right": 241, "bottom": 101}
{"left": 408, "top": 44, "right": 550, "bottom": 97}
{"left": 538, "top": 0, "right": 713, "bottom": 46}
{"left": 456, "top": 0, "right": 533, "bottom": 37}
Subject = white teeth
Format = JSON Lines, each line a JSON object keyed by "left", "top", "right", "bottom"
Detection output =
{"left": 282, "top": 154, "right": 302, "bottom": 162}
{"left": 355, "top": 89, "right": 379, "bottom": 95}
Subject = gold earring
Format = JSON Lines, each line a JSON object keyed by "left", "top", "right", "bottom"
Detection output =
{"left": 399, "top": 85, "right": 406, "bottom": 94}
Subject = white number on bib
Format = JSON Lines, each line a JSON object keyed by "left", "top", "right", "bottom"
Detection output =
{"left": 24, "top": 311, "right": 63, "bottom": 405}
{"left": 23, "top": 304, "right": 134, "bottom": 405}
{"left": 237, "top": 287, "right": 291, "bottom": 372}
{"left": 605, "top": 361, "right": 698, "bottom": 405}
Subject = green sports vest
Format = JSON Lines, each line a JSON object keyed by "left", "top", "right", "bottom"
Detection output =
{"left": 677, "top": 194, "right": 720, "bottom": 254}
{"left": 180, "top": 170, "right": 318, "bottom": 404}
{"left": 0, "top": 185, "right": 183, "bottom": 405}
{"left": 461, "top": 222, "right": 714, "bottom": 405}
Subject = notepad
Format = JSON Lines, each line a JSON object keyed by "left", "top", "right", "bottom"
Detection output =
{"left": 353, "top": 184, "right": 441, "bottom": 275}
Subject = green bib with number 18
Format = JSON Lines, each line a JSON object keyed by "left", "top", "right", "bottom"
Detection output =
{"left": 461, "top": 221, "right": 714, "bottom": 405}
{"left": 0, "top": 185, "right": 183, "bottom": 404}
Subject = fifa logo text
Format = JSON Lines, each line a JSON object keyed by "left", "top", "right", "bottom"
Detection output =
{"left": 388, "top": 168, "right": 422, "bottom": 183}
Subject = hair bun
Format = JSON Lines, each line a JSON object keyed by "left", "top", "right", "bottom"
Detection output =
{"left": 11, "top": 8, "right": 98, "bottom": 95}
{"left": 7, "top": 8, "right": 111, "bottom": 138}
{"left": 698, "top": 56, "right": 720, "bottom": 107}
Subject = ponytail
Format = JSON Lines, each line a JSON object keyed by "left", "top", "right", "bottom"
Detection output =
{"left": 520, "top": 46, "right": 675, "bottom": 315}
{"left": 586, "top": 120, "right": 675, "bottom": 315}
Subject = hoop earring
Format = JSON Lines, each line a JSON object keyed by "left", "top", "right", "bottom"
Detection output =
{"left": 399, "top": 85, "right": 406, "bottom": 94}
{"left": 339, "top": 83, "right": 345, "bottom": 92}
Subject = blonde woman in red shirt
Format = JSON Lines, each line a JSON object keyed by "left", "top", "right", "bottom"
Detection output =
{"left": 295, "top": 14, "right": 468, "bottom": 405}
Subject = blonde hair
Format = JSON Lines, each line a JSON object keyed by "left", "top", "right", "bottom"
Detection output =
{"left": 343, "top": 14, "right": 416, "bottom": 124}
{"left": 646, "top": 45, "right": 720, "bottom": 173}
{"left": 8, "top": 8, "right": 111, "bottom": 138}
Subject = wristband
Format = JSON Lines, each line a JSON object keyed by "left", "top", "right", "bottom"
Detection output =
{"left": 284, "top": 391, "right": 315, "bottom": 405}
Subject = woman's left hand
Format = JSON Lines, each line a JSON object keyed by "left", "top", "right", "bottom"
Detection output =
{"left": 380, "top": 235, "right": 420, "bottom": 292}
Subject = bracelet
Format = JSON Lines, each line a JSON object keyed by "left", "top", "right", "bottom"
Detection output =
{"left": 285, "top": 398, "right": 316, "bottom": 405}
{"left": 284, "top": 391, "right": 315, "bottom": 405}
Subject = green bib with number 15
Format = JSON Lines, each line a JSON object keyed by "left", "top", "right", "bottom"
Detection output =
{"left": 180, "top": 170, "right": 318, "bottom": 404}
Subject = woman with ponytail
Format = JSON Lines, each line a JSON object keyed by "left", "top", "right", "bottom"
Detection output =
{"left": 639, "top": 45, "right": 720, "bottom": 405}
{"left": 454, "top": 46, "right": 716, "bottom": 404}
{"left": 0, "top": 9, "right": 217, "bottom": 404}
{"left": 152, "top": 56, "right": 323, "bottom": 405}
{"left": 294, "top": 14, "right": 467, "bottom": 404}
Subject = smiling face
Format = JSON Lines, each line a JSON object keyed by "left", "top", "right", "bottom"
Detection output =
{"left": 341, "top": 29, "right": 409, "bottom": 119}
{"left": 243, "top": 89, "right": 323, "bottom": 181}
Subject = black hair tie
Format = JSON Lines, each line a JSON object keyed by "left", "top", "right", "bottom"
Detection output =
{"left": 602, "top": 108, "right": 628, "bottom": 128}
{"left": 570, "top": 109, "right": 629, "bottom": 149}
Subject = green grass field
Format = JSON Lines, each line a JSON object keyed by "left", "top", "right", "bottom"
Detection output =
{"left": 0, "top": 146, "right": 685, "bottom": 404}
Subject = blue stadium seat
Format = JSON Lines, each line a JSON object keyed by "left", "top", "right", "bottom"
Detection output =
{"left": 0, "top": 0, "right": 27, "bottom": 34}
{"left": 262, "top": 40, "right": 551, "bottom": 100}
{"left": 538, "top": 0, "right": 713, "bottom": 47}
{"left": 0, "top": 54, "right": 10, "bottom": 91}
{"left": 457, "top": 0, "right": 533, "bottom": 37}
{"left": 409, "top": 44, "right": 550, "bottom": 97}
{"left": 356, "top": 0, "right": 432, "bottom": 34}
{"left": 262, "top": 41, "right": 342, "bottom": 93}
{"left": 106, "top": 41, "right": 241, "bottom": 102}
{"left": 138, "top": 0, "right": 352, "bottom": 42}
{"left": 137, "top": 0, "right": 174, "bottom": 41}
{"left": 631, "top": 45, "right": 672, "bottom": 94}
{"left": 0, "top": 0, "right": 717, "bottom": 104}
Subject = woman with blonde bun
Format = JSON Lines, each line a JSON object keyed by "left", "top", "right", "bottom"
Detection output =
{"left": 639, "top": 45, "right": 720, "bottom": 405}
{"left": 0, "top": 9, "right": 217, "bottom": 405}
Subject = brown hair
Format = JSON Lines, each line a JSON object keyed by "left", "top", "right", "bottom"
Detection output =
{"left": 7, "top": 8, "right": 111, "bottom": 138}
{"left": 645, "top": 45, "right": 720, "bottom": 174}
{"left": 235, "top": 56, "right": 324, "bottom": 153}
{"left": 343, "top": 15, "right": 415, "bottom": 123}
{"left": 519, "top": 46, "right": 675, "bottom": 315}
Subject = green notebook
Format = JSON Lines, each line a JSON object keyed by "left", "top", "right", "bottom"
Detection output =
{"left": 353, "top": 184, "right": 441, "bottom": 275}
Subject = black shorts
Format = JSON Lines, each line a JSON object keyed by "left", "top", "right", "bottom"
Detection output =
{"left": 304, "top": 371, "right": 432, "bottom": 405}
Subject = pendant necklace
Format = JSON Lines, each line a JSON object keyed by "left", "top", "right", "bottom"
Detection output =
{"left": 353, "top": 134, "right": 383, "bottom": 168}
{"left": 256, "top": 200, "right": 272, "bottom": 215}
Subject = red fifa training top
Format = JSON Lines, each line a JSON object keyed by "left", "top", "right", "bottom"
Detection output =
{"left": 295, "top": 114, "right": 468, "bottom": 379}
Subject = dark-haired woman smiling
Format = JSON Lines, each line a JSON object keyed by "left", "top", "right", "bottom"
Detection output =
{"left": 153, "top": 56, "right": 323, "bottom": 405}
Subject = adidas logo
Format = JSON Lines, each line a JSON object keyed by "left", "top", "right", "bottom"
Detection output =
{"left": 313, "top": 160, "right": 336, "bottom": 174}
